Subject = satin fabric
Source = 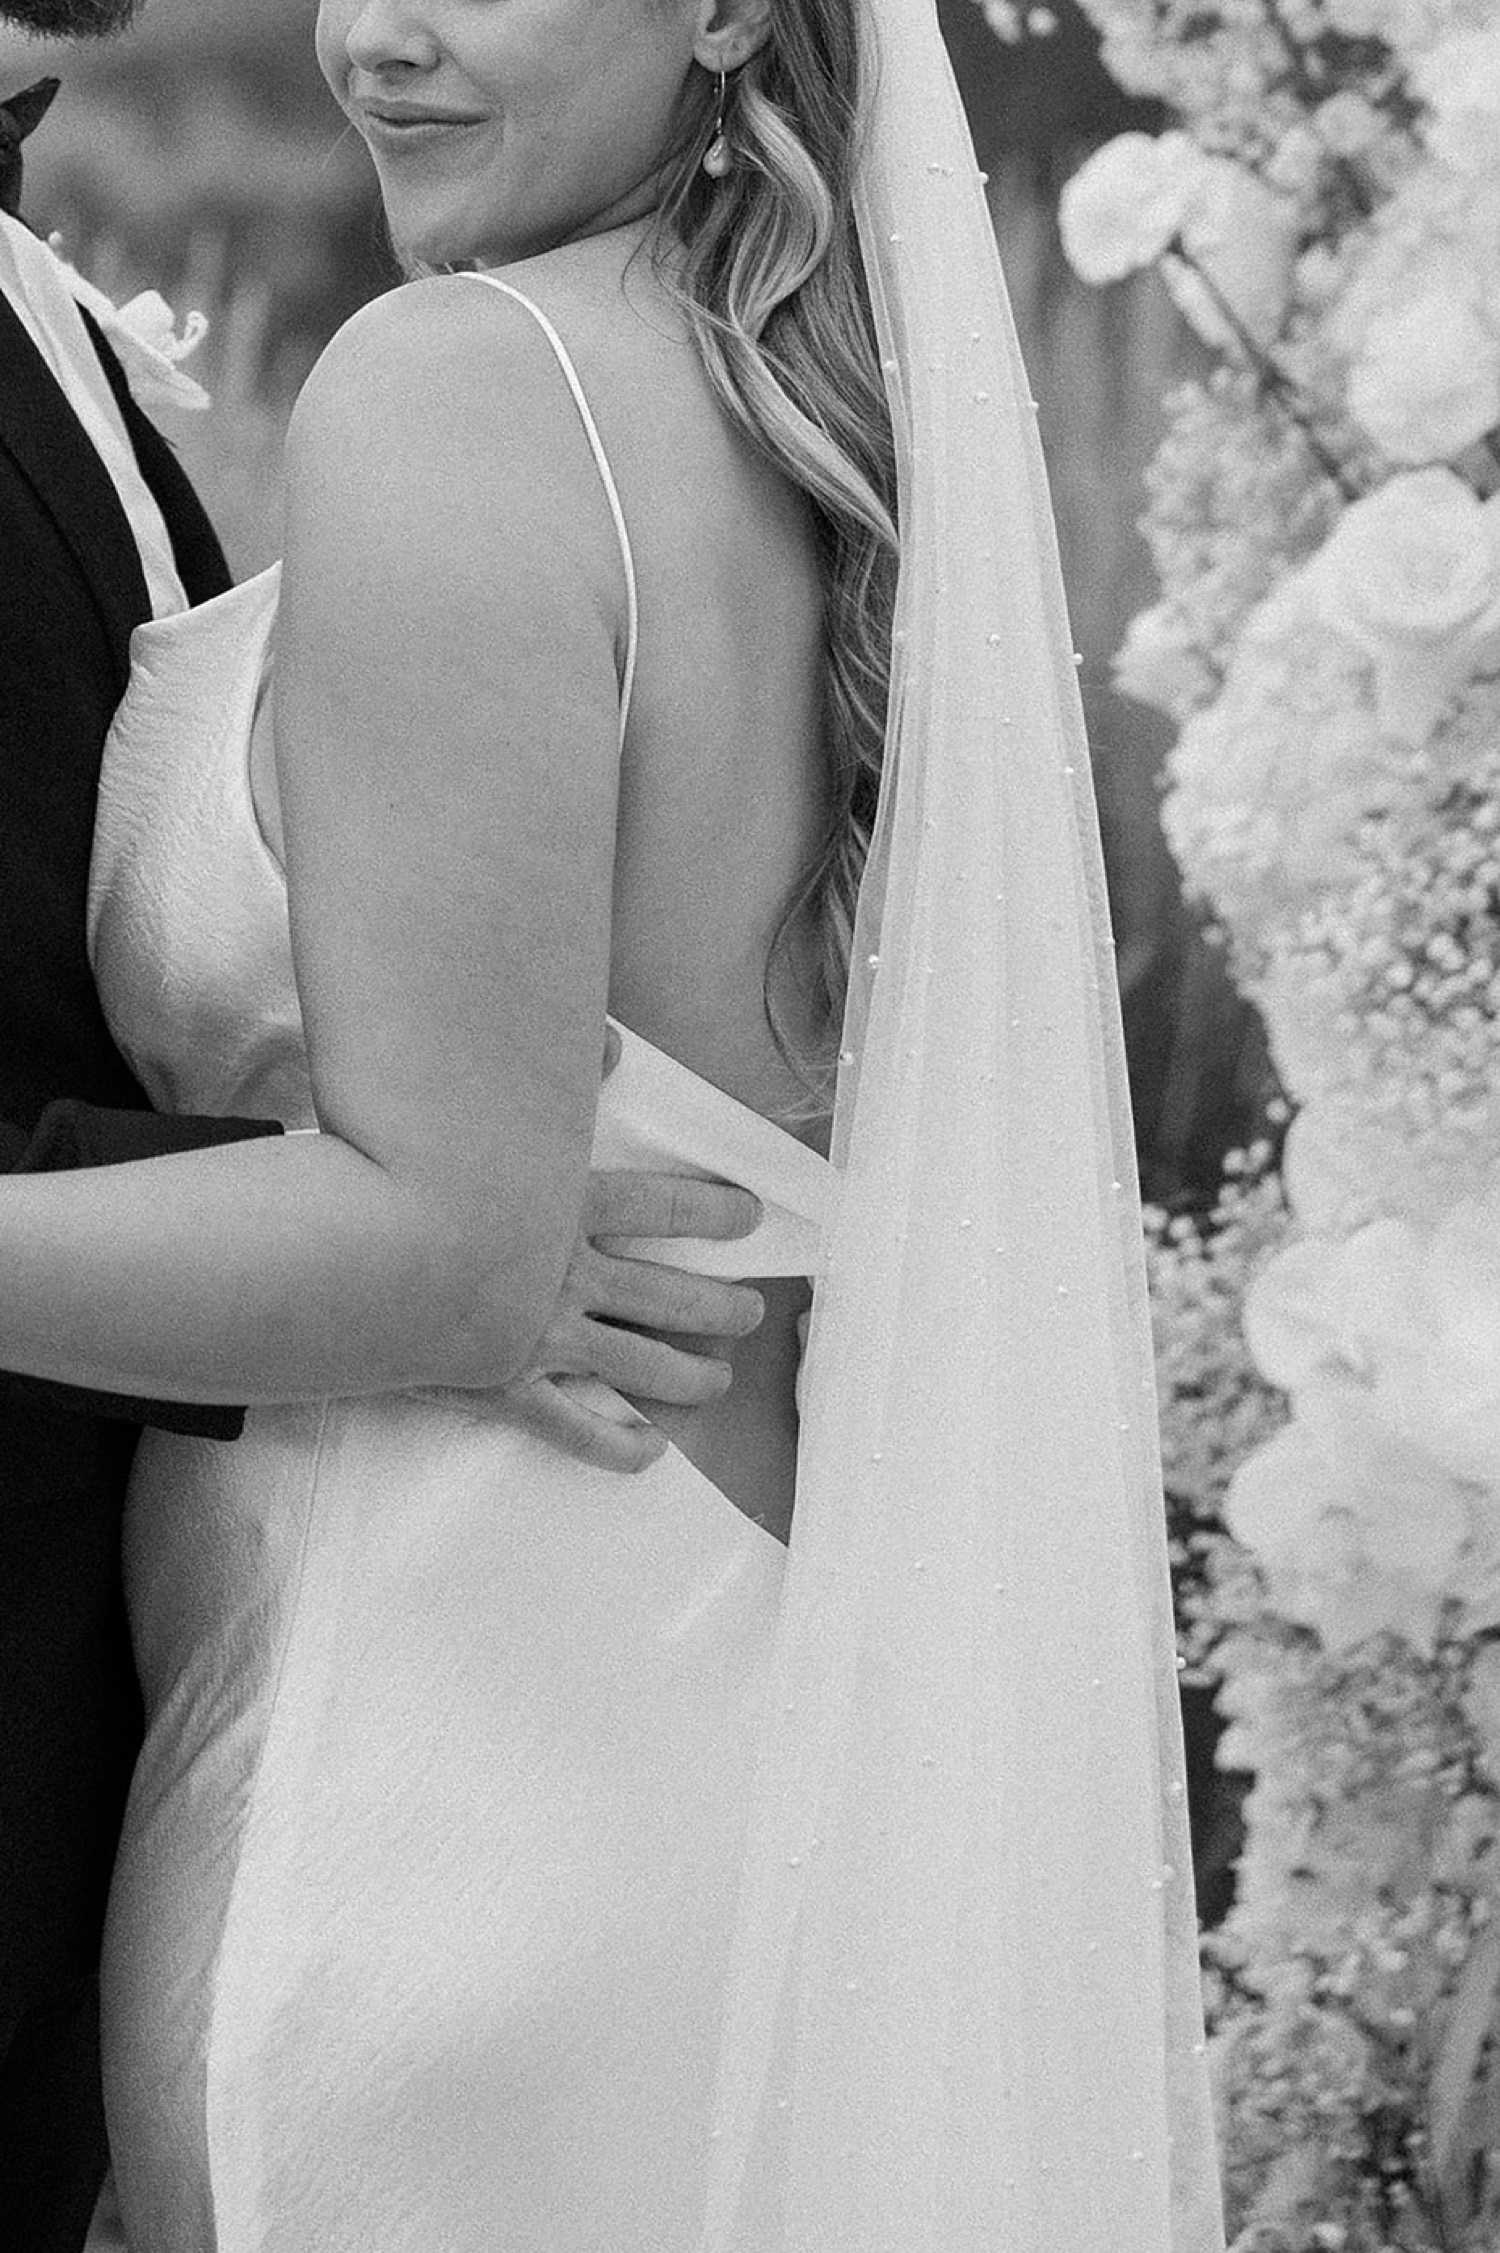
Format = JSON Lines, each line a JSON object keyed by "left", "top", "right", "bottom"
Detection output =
{"left": 89, "top": 567, "right": 829, "bottom": 2250}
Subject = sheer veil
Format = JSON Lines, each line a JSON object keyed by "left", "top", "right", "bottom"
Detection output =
{"left": 698, "top": 3, "right": 1226, "bottom": 2246}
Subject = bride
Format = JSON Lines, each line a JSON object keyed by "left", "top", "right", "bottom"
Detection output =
{"left": 1, "top": 0, "right": 1225, "bottom": 2245}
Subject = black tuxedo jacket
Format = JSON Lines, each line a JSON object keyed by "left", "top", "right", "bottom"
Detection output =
{"left": 0, "top": 285, "right": 277, "bottom": 2013}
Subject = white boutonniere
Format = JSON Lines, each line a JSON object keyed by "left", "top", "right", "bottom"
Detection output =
{"left": 49, "top": 240, "right": 210, "bottom": 415}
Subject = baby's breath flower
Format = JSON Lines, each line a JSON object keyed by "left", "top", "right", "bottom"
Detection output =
{"left": 1147, "top": 1163, "right": 1291, "bottom": 1535}
{"left": 1127, "top": 371, "right": 1340, "bottom": 718}
{"left": 1258, "top": 677, "right": 1500, "bottom": 1205}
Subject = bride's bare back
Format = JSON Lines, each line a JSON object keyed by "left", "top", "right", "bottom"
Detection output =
{"left": 497, "top": 233, "right": 828, "bottom": 1540}
{"left": 491, "top": 229, "right": 829, "bottom": 1104}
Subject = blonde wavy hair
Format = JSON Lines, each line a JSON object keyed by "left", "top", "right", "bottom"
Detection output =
{"left": 651, "top": 2, "right": 899, "bottom": 1113}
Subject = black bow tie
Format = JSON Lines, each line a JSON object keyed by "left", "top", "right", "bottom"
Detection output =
{"left": 0, "top": 77, "right": 59, "bottom": 220}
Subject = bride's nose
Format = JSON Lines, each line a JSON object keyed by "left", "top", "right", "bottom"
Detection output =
{"left": 341, "top": 0, "right": 441, "bottom": 74}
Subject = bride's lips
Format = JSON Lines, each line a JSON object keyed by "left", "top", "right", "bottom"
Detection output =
{"left": 357, "top": 103, "right": 489, "bottom": 150}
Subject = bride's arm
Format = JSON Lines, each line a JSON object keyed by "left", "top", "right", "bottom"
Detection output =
{"left": 0, "top": 279, "right": 643, "bottom": 1406}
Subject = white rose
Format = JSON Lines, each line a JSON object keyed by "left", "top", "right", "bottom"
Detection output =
{"left": 1111, "top": 601, "right": 1213, "bottom": 717}
{"left": 1057, "top": 130, "right": 1199, "bottom": 284}
{"left": 1244, "top": 1220, "right": 1425, "bottom": 1397}
{"left": 1411, "top": 26, "right": 1500, "bottom": 178}
{"left": 1294, "top": 244, "right": 1345, "bottom": 305}
{"left": 1226, "top": 1377, "right": 1469, "bottom": 1651}
{"left": 1274, "top": 1080, "right": 1500, "bottom": 1242}
{"left": 1313, "top": 92, "right": 1387, "bottom": 156}
{"left": 1386, "top": 1195, "right": 1500, "bottom": 1486}
{"left": 1280, "top": 1105, "right": 1385, "bottom": 1235}
{"left": 1161, "top": 158, "right": 1301, "bottom": 349}
{"left": 1265, "top": 125, "right": 1325, "bottom": 196}
{"left": 1162, "top": 598, "right": 1408, "bottom": 933}
{"left": 1246, "top": 1195, "right": 1500, "bottom": 1493}
{"left": 1349, "top": 292, "right": 1500, "bottom": 464}
{"left": 1295, "top": 469, "right": 1500, "bottom": 743}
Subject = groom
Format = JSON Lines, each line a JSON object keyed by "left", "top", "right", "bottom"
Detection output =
{"left": 0, "top": 6, "right": 765, "bottom": 2245}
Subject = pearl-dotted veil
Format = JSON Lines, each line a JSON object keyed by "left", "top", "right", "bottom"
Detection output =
{"left": 699, "top": 2, "right": 1226, "bottom": 2245}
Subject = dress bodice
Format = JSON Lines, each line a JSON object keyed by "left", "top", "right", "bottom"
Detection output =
{"left": 87, "top": 567, "right": 830, "bottom": 1279}
{"left": 89, "top": 566, "right": 304, "bottom": 1125}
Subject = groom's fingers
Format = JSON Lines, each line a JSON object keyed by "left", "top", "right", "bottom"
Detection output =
{"left": 583, "top": 1169, "right": 761, "bottom": 1246}
{"left": 584, "top": 1249, "right": 765, "bottom": 1339}
{"left": 504, "top": 1377, "right": 668, "bottom": 1474}
{"left": 573, "top": 1319, "right": 734, "bottom": 1408}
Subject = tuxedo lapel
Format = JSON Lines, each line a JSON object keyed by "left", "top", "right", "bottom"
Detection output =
{"left": 0, "top": 283, "right": 148, "bottom": 684}
{"left": 80, "top": 309, "right": 231, "bottom": 610}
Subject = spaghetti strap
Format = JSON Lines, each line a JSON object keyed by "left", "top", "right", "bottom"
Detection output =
{"left": 459, "top": 273, "right": 639, "bottom": 746}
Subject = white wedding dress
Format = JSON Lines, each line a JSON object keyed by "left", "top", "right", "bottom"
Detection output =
{"left": 90, "top": 284, "right": 830, "bottom": 2251}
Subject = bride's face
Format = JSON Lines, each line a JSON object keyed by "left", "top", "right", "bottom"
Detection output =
{"left": 318, "top": 0, "right": 706, "bottom": 269}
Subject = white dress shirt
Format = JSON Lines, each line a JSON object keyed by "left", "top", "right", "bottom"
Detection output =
{"left": 0, "top": 212, "right": 187, "bottom": 620}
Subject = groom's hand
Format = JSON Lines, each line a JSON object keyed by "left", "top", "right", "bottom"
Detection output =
{"left": 501, "top": 1169, "right": 765, "bottom": 1471}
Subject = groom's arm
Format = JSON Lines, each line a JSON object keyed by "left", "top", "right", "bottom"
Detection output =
{"left": 3, "top": 1100, "right": 279, "bottom": 1176}
{"left": 0, "top": 1100, "right": 281, "bottom": 1434}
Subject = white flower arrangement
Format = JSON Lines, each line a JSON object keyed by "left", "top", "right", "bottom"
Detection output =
{"left": 973, "top": 0, "right": 1500, "bottom": 2235}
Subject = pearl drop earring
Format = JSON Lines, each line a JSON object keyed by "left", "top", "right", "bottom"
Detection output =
{"left": 702, "top": 68, "right": 731, "bottom": 179}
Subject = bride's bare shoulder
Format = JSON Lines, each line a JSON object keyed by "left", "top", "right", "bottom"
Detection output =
{"left": 289, "top": 236, "right": 693, "bottom": 473}
{"left": 278, "top": 270, "right": 636, "bottom": 665}
{"left": 293, "top": 270, "right": 574, "bottom": 423}
{"left": 310, "top": 222, "right": 678, "bottom": 370}
{"left": 282, "top": 270, "right": 649, "bottom": 581}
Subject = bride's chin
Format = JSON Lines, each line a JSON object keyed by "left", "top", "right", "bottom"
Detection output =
{"left": 380, "top": 202, "right": 516, "bottom": 277}
{"left": 385, "top": 220, "right": 475, "bottom": 276}
{"left": 381, "top": 191, "right": 653, "bottom": 277}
